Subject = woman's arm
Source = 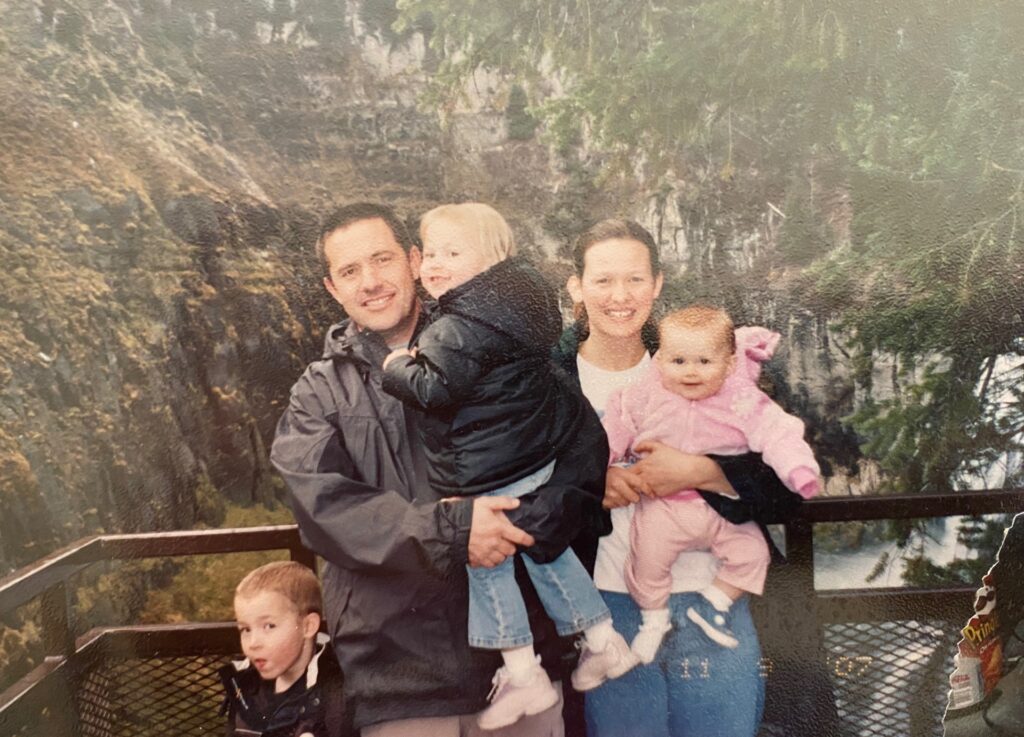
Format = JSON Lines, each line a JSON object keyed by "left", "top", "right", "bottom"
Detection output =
{"left": 630, "top": 440, "right": 803, "bottom": 525}
{"left": 631, "top": 440, "right": 737, "bottom": 497}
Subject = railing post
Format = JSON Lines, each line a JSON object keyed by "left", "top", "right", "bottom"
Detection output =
{"left": 40, "top": 582, "right": 75, "bottom": 658}
{"left": 289, "top": 541, "right": 318, "bottom": 573}
{"left": 39, "top": 582, "right": 81, "bottom": 736}
{"left": 784, "top": 519, "right": 816, "bottom": 605}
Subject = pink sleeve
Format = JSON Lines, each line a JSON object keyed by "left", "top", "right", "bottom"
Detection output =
{"left": 734, "top": 326, "right": 781, "bottom": 383}
{"left": 601, "top": 388, "right": 638, "bottom": 464}
{"left": 744, "top": 394, "right": 821, "bottom": 499}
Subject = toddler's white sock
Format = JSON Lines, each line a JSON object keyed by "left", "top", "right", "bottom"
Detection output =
{"left": 501, "top": 645, "right": 538, "bottom": 684}
{"left": 640, "top": 607, "right": 672, "bottom": 629}
{"left": 701, "top": 584, "right": 734, "bottom": 612}
{"left": 631, "top": 608, "right": 672, "bottom": 664}
{"left": 583, "top": 618, "right": 616, "bottom": 651}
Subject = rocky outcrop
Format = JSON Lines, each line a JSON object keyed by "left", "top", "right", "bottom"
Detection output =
{"left": 0, "top": 0, "right": 869, "bottom": 577}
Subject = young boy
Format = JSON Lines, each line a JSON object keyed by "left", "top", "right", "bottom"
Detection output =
{"left": 381, "top": 203, "right": 635, "bottom": 730}
{"left": 220, "top": 561, "right": 349, "bottom": 737}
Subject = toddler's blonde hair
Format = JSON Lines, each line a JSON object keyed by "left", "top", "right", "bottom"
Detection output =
{"left": 419, "top": 202, "right": 516, "bottom": 271}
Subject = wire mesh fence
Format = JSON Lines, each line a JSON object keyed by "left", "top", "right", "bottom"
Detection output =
{"left": 77, "top": 655, "right": 231, "bottom": 737}
{"left": 63, "top": 621, "right": 963, "bottom": 737}
{"left": 822, "top": 620, "right": 960, "bottom": 737}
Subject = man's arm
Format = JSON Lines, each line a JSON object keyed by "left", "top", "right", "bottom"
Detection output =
{"left": 271, "top": 369, "right": 530, "bottom": 577}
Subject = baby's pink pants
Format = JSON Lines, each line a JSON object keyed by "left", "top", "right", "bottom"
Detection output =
{"left": 625, "top": 495, "right": 770, "bottom": 610}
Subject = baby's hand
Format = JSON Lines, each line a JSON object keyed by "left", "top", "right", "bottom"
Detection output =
{"left": 383, "top": 347, "right": 416, "bottom": 369}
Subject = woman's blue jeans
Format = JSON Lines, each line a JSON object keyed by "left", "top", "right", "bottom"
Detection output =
{"left": 466, "top": 462, "right": 612, "bottom": 649}
{"left": 585, "top": 591, "right": 765, "bottom": 737}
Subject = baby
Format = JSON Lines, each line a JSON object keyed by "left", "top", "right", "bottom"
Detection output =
{"left": 382, "top": 203, "right": 635, "bottom": 730}
{"left": 220, "top": 561, "right": 348, "bottom": 737}
{"left": 602, "top": 305, "right": 820, "bottom": 662}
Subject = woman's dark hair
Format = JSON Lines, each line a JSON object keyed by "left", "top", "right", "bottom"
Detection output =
{"left": 572, "top": 218, "right": 661, "bottom": 276}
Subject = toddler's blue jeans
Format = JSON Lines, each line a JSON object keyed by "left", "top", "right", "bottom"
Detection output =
{"left": 466, "top": 461, "right": 612, "bottom": 649}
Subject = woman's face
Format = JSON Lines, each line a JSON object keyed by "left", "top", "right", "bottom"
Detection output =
{"left": 568, "top": 237, "right": 663, "bottom": 340}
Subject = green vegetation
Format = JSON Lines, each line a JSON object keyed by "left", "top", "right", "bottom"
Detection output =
{"left": 396, "top": 0, "right": 1024, "bottom": 580}
{"left": 138, "top": 503, "right": 296, "bottom": 623}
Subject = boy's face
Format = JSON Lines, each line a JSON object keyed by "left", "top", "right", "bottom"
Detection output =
{"left": 655, "top": 325, "right": 735, "bottom": 401}
{"left": 420, "top": 219, "right": 493, "bottom": 299}
{"left": 235, "top": 591, "right": 320, "bottom": 690}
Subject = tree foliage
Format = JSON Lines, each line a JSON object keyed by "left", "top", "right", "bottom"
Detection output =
{"left": 398, "top": 0, "right": 1024, "bottom": 504}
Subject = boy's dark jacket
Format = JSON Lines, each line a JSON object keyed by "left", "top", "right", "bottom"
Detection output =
{"left": 383, "top": 256, "right": 607, "bottom": 501}
{"left": 220, "top": 636, "right": 352, "bottom": 737}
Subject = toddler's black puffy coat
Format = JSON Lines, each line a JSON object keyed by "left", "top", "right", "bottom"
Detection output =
{"left": 383, "top": 256, "right": 605, "bottom": 498}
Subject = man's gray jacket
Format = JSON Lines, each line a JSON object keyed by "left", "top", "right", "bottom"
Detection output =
{"left": 270, "top": 316, "right": 607, "bottom": 730}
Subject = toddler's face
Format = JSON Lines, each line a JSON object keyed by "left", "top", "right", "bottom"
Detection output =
{"left": 420, "top": 219, "right": 493, "bottom": 299}
{"left": 655, "top": 325, "right": 735, "bottom": 401}
{"left": 235, "top": 591, "right": 317, "bottom": 688}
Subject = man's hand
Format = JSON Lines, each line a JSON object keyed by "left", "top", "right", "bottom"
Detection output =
{"left": 468, "top": 497, "right": 536, "bottom": 568}
{"left": 632, "top": 440, "right": 738, "bottom": 498}
{"left": 603, "top": 465, "right": 651, "bottom": 509}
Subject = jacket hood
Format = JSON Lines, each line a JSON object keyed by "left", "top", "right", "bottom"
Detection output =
{"left": 321, "top": 319, "right": 366, "bottom": 361}
{"left": 321, "top": 307, "right": 430, "bottom": 365}
{"left": 439, "top": 257, "right": 561, "bottom": 351}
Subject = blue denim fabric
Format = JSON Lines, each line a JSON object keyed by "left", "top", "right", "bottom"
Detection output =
{"left": 585, "top": 591, "right": 764, "bottom": 737}
{"left": 467, "top": 462, "right": 612, "bottom": 649}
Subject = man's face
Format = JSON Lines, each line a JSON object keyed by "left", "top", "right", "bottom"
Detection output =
{"left": 322, "top": 217, "right": 421, "bottom": 345}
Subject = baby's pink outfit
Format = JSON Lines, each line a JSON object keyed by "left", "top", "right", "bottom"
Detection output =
{"left": 602, "top": 327, "right": 820, "bottom": 610}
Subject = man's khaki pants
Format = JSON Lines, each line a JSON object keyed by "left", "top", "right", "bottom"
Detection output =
{"left": 361, "top": 683, "right": 564, "bottom": 737}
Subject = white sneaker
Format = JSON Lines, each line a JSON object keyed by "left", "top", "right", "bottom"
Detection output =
{"left": 631, "top": 620, "right": 672, "bottom": 664}
{"left": 571, "top": 631, "right": 639, "bottom": 692}
{"left": 476, "top": 659, "right": 559, "bottom": 731}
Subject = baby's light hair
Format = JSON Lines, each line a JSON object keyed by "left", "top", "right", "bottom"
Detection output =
{"left": 659, "top": 305, "right": 736, "bottom": 354}
{"left": 419, "top": 202, "right": 516, "bottom": 269}
{"left": 235, "top": 561, "right": 323, "bottom": 617}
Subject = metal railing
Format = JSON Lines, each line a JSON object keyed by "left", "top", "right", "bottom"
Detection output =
{"left": 0, "top": 526, "right": 315, "bottom": 736}
{"left": 1, "top": 489, "right": 1022, "bottom": 737}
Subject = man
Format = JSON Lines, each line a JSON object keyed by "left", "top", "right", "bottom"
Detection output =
{"left": 270, "top": 203, "right": 607, "bottom": 736}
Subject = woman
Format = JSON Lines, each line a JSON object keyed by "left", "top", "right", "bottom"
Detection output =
{"left": 552, "top": 219, "right": 790, "bottom": 737}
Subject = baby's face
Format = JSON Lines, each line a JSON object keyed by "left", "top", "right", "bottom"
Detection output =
{"left": 655, "top": 325, "right": 735, "bottom": 401}
{"left": 420, "top": 219, "right": 493, "bottom": 299}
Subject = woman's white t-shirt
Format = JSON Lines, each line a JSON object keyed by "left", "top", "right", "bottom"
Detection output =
{"left": 577, "top": 352, "right": 719, "bottom": 594}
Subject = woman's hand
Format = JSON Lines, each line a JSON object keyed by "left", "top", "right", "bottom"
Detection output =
{"left": 631, "top": 440, "right": 737, "bottom": 498}
{"left": 603, "top": 465, "right": 651, "bottom": 509}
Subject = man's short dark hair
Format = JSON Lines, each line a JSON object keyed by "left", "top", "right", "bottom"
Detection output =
{"left": 316, "top": 202, "right": 415, "bottom": 279}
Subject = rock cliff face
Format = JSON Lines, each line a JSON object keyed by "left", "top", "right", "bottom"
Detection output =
{"left": 0, "top": 0, "right": 864, "bottom": 575}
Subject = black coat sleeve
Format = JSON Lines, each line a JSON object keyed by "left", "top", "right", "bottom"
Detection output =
{"left": 381, "top": 316, "right": 498, "bottom": 411}
{"left": 697, "top": 452, "right": 804, "bottom": 525}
